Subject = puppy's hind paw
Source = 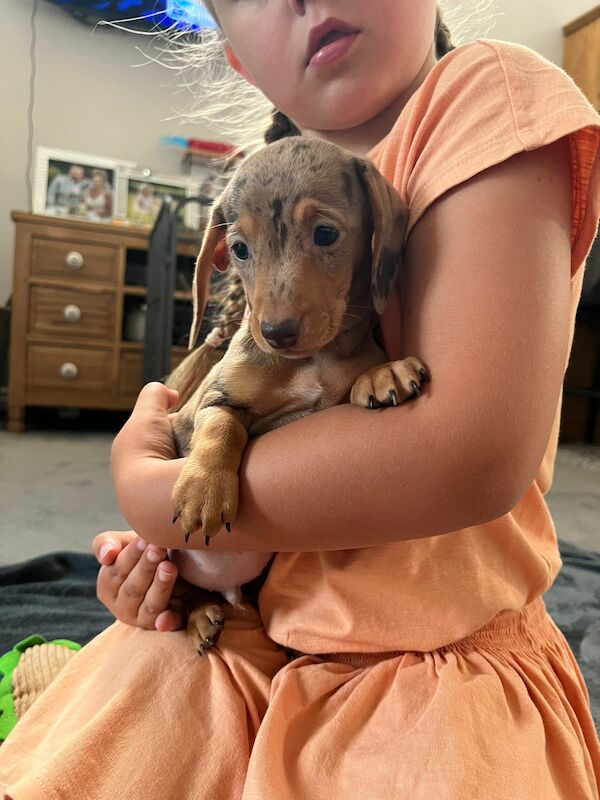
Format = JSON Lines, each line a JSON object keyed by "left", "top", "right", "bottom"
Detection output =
{"left": 187, "top": 602, "right": 225, "bottom": 656}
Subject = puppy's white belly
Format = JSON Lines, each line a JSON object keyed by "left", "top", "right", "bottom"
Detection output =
{"left": 168, "top": 549, "right": 273, "bottom": 606}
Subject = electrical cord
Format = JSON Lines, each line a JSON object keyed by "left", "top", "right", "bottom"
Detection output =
{"left": 26, "top": 0, "right": 39, "bottom": 212}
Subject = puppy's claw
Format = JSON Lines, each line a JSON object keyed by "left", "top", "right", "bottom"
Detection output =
{"left": 225, "top": 522, "right": 232, "bottom": 533}
{"left": 419, "top": 368, "right": 429, "bottom": 383}
{"left": 172, "top": 511, "right": 181, "bottom": 524}
{"left": 184, "top": 530, "right": 191, "bottom": 543}
{"left": 368, "top": 395, "right": 376, "bottom": 410}
{"left": 189, "top": 602, "right": 225, "bottom": 655}
{"left": 410, "top": 381, "right": 421, "bottom": 397}
{"left": 204, "top": 534, "right": 210, "bottom": 547}
{"left": 389, "top": 389, "right": 398, "bottom": 407}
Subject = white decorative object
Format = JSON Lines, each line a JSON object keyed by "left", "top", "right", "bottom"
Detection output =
{"left": 59, "top": 363, "right": 78, "bottom": 380}
{"left": 65, "top": 251, "right": 84, "bottom": 270}
{"left": 62, "top": 304, "right": 81, "bottom": 323}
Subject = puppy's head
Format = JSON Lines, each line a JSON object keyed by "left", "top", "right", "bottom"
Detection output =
{"left": 189, "top": 137, "right": 407, "bottom": 357}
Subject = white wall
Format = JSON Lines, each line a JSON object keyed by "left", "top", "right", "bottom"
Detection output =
{"left": 1, "top": 0, "right": 597, "bottom": 305}
{"left": 489, "top": 0, "right": 597, "bottom": 65}
{"left": 0, "top": 0, "right": 215, "bottom": 305}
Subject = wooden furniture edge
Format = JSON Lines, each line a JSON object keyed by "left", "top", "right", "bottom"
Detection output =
{"left": 564, "top": 6, "right": 600, "bottom": 37}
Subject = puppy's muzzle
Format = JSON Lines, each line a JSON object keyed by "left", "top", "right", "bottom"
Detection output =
{"left": 260, "top": 318, "right": 300, "bottom": 350}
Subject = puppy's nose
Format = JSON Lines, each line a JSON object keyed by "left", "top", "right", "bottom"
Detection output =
{"left": 261, "top": 318, "right": 300, "bottom": 349}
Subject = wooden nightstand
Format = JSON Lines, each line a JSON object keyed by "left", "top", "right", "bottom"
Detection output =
{"left": 8, "top": 212, "right": 199, "bottom": 432}
{"left": 564, "top": 6, "right": 600, "bottom": 112}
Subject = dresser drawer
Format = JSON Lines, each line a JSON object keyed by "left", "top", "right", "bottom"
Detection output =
{"left": 31, "top": 237, "right": 119, "bottom": 284}
{"left": 29, "top": 285, "right": 115, "bottom": 342}
{"left": 118, "top": 349, "right": 191, "bottom": 401}
{"left": 27, "top": 344, "right": 113, "bottom": 395}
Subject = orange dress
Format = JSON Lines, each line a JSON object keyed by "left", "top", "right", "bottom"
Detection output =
{"left": 1, "top": 40, "right": 599, "bottom": 800}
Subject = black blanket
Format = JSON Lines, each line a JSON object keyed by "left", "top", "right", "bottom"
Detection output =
{"left": 0, "top": 543, "right": 598, "bottom": 727}
{"left": 0, "top": 551, "right": 113, "bottom": 652}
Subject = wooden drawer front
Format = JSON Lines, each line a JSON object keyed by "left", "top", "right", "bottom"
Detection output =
{"left": 29, "top": 286, "right": 115, "bottom": 342}
{"left": 119, "top": 351, "right": 144, "bottom": 399}
{"left": 31, "top": 237, "right": 119, "bottom": 284}
{"left": 119, "top": 349, "right": 191, "bottom": 400}
{"left": 27, "top": 345, "right": 112, "bottom": 394}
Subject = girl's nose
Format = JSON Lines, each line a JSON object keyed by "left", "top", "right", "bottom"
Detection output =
{"left": 288, "top": 0, "right": 305, "bottom": 15}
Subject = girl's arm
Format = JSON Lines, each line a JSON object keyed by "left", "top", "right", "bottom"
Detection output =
{"left": 112, "top": 139, "right": 573, "bottom": 553}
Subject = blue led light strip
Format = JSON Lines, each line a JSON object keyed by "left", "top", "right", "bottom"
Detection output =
{"left": 48, "top": 1, "right": 218, "bottom": 31}
{"left": 166, "top": 0, "right": 217, "bottom": 29}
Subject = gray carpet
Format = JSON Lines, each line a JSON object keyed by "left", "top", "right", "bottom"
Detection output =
{"left": 0, "top": 429, "right": 127, "bottom": 563}
{"left": 0, "top": 431, "right": 598, "bottom": 563}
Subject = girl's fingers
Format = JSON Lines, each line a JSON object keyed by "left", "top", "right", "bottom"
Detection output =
{"left": 132, "top": 382, "right": 179, "bottom": 416}
{"left": 113, "top": 542, "right": 168, "bottom": 623}
{"left": 135, "top": 560, "right": 181, "bottom": 630}
{"left": 154, "top": 607, "right": 184, "bottom": 632}
{"left": 96, "top": 537, "right": 179, "bottom": 629}
{"left": 97, "top": 536, "right": 147, "bottom": 614}
{"left": 93, "top": 530, "right": 137, "bottom": 565}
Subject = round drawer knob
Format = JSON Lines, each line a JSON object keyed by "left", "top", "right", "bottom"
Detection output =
{"left": 63, "top": 304, "right": 81, "bottom": 323}
{"left": 65, "top": 251, "right": 84, "bottom": 270}
{"left": 59, "top": 362, "right": 79, "bottom": 381}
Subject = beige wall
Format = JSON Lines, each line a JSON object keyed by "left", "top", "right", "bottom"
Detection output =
{"left": 1, "top": 0, "right": 214, "bottom": 305}
{"left": 489, "top": 0, "right": 597, "bottom": 65}
{"left": 1, "top": 0, "right": 597, "bottom": 305}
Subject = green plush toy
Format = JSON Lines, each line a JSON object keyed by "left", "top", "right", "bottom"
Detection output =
{"left": 0, "top": 635, "right": 81, "bottom": 742}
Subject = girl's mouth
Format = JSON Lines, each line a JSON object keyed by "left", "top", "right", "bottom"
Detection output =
{"left": 305, "top": 19, "right": 361, "bottom": 69}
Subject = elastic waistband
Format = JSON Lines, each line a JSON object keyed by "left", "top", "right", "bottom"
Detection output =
{"left": 317, "top": 598, "right": 555, "bottom": 667}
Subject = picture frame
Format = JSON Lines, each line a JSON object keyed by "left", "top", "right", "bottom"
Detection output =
{"left": 117, "top": 170, "right": 200, "bottom": 230}
{"left": 33, "top": 146, "right": 136, "bottom": 223}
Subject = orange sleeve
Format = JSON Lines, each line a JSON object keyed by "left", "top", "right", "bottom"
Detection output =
{"left": 370, "top": 40, "right": 600, "bottom": 274}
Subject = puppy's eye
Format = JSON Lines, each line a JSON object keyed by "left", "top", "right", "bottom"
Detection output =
{"left": 314, "top": 225, "right": 339, "bottom": 246}
{"left": 231, "top": 241, "right": 250, "bottom": 261}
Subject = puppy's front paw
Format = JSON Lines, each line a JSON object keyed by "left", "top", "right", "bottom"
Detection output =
{"left": 187, "top": 601, "right": 225, "bottom": 656}
{"left": 172, "top": 460, "right": 239, "bottom": 543}
{"left": 351, "top": 357, "right": 429, "bottom": 409}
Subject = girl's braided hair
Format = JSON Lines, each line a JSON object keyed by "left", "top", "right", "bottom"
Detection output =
{"left": 194, "top": 7, "right": 454, "bottom": 376}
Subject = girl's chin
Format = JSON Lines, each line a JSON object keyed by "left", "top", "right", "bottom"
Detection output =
{"left": 295, "top": 96, "right": 390, "bottom": 134}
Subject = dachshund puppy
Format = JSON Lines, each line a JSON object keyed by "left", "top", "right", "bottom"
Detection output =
{"left": 167, "top": 137, "right": 427, "bottom": 653}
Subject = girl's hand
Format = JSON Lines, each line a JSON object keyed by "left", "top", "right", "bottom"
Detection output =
{"left": 93, "top": 530, "right": 183, "bottom": 631}
{"left": 111, "top": 382, "right": 182, "bottom": 543}
{"left": 112, "top": 382, "right": 180, "bottom": 469}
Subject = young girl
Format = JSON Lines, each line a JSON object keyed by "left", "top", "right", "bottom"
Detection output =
{"left": 2, "top": 2, "right": 600, "bottom": 797}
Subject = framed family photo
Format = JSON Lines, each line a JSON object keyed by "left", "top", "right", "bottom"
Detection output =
{"left": 33, "top": 147, "right": 136, "bottom": 223}
{"left": 119, "top": 172, "right": 199, "bottom": 229}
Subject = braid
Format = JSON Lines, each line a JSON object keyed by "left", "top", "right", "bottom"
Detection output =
{"left": 264, "top": 108, "right": 301, "bottom": 144}
{"left": 435, "top": 7, "right": 455, "bottom": 59}
{"left": 213, "top": 269, "right": 246, "bottom": 340}
{"left": 168, "top": 269, "right": 246, "bottom": 405}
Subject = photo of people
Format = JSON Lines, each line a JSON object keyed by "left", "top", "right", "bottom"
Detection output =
{"left": 46, "top": 159, "right": 114, "bottom": 221}
{"left": 126, "top": 178, "right": 187, "bottom": 226}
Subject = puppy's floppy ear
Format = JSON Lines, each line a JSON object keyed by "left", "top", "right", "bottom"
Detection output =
{"left": 188, "top": 202, "right": 229, "bottom": 350}
{"left": 354, "top": 160, "right": 408, "bottom": 315}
